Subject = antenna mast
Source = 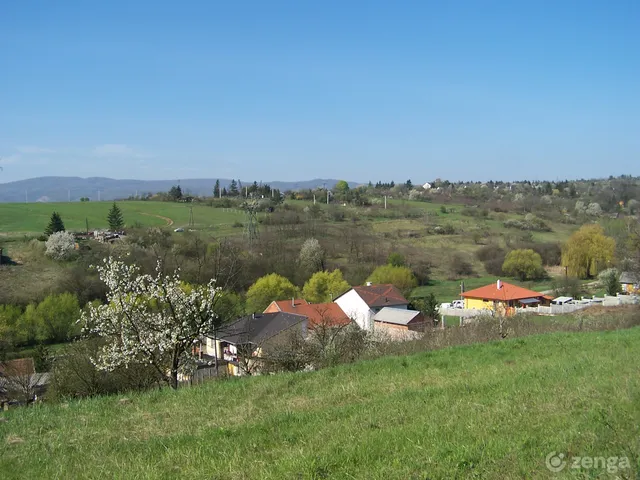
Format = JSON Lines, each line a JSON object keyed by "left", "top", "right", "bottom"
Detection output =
{"left": 242, "top": 200, "right": 260, "bottom": 247}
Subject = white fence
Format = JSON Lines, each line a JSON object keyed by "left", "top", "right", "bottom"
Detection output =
{"left": 516, "top": 294, "right": 638, "bottom": 315}
{"left": 440, "top": 294, "right": 638, "bottom": 319}
{"left": 439, "top": 307, "right": 490, "bottom": 318}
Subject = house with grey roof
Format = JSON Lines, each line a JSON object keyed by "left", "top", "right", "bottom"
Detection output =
{"left": 201, "top": 312, "right": 308, "bottom": 376}
{"left": 373, "top": 307, "right": 426, "bottom": 338}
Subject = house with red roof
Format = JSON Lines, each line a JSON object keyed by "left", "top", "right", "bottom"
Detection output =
{"left": 461, "top": 280, "right": 550, "bottom": 316}
{"left": 263, "top": 299, "right": 352, "bottom": 329}
{"left": 333, "top": 283, "right": 409, "bottom": 330}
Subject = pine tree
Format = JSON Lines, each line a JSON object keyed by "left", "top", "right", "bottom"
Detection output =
{"left": 229, "top": 180, "right": 238, "bottom": 196}
{"left": 222, "top": 187, "right": 228, "bottom": 196}
{"left": 213, "top": 179, "right": 220, "bottom": 197}
{"left": 44, "top": 212, "right": 65, "bottom": 236}
{"left": 107, "top": 202, "right": 124, "bottom": 231}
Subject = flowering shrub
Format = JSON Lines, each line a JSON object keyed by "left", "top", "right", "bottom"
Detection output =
{"left": 45, "top": 231, "right": 76, "bottom": 260}
{"left": 81, "top": 257, "right": 220, "bottom": 389}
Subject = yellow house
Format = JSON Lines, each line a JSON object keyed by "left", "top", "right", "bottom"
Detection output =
{"left": 461, "top": 280, "right": 550, "bottom": 316}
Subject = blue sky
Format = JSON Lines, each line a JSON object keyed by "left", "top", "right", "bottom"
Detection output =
{"left": 1, "top": 1, "right": 638, "bottom": 183}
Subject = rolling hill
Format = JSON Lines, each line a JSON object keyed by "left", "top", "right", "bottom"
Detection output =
{"left": 0, "top": 177, "right": 360, "bottom": 203}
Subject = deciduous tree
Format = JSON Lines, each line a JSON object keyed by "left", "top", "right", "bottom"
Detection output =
{"left": 45, "top": 231, "right": 76, "bottom": 260}
{"left": 562, "top": 224, "right": 615, "bottom": 278}
{"left": 246, "top": 273, "right": 299, "bottom": 313}
{"left": 302, "top": 270, "right": 350, "bottom": 303}
{"left": 367, "top": 265, "right": 417, "bottom": 295}
{"left": 299, "top": 238, "right": 325, "bottom": 274}
{"left": 81, "top": 258, "right": 220, "bottom": 389}
{"left": 502, "top": 249, "right": 546, "bottom": 281}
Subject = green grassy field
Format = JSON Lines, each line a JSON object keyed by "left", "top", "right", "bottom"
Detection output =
{"left": 1, "top": 328, "right": 639, "bottom": 479}
{"left": 0, "top": 201, "right": 247, "bottom": 234}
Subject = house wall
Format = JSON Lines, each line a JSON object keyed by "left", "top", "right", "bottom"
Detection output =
{"left": 464, "top": 297, "right": 494, "bottom": 310}
{"left": 202, "top": 337, "right": 223, "bottom": 358}
{"left": 334, "top": 290, "right": 374, "bottom": 330}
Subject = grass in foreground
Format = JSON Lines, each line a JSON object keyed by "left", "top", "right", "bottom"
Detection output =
{"left": 2, "top": 328, "right": 640, "bottom": 479}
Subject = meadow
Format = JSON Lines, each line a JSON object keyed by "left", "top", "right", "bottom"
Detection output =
{"left": 1, "top": 327, "right": 639, "bottom": 479}
{"left": 0, "top": 201, "right": 247, "bottom": 234}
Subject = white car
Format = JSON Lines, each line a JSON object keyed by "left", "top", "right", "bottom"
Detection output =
{"left": 451, "top": 300, "right": 464, "bottom": 309}
{"left": 174, "top": 227, "right": 184, "bottom": 233}
{"left": 439, "top": 302, "right": 452, "bottom": 310}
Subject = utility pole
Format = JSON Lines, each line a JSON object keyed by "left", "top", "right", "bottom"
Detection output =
{"left": 313, "top": 194, "right": 316, "bottom": 205}
{"left": 327, "top": 190, "right": 329, "bottom": 205}
{"left": 85, "top": 217, "right": 89, "bottom": 234}
{"left": 384, "top": 195, "right": 387, "bottom": 209}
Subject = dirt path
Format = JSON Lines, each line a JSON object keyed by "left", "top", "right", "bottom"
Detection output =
{"left": 140, "top": 212, "right": 174, "bottom": 227}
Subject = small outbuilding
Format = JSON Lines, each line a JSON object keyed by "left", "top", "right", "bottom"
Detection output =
{"left": 373, "top": 307, "right": 425, "bottom": 332}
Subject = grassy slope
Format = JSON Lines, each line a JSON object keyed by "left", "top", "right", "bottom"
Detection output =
{"left": 0, "top": 201, "right": 247, "bottom": 234}
{"left": 2, "top": 328, "right": 639, "bottom": 479}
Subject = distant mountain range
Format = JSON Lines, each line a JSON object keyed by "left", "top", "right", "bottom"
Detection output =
{"left": 0, "top": 177, "right": 360, "bottom": 203}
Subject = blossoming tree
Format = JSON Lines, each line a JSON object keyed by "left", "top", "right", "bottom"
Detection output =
{"left": 81, "top": 257, "right": 220, "bottom": 389}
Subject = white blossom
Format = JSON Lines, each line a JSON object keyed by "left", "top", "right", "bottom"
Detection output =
{"left": 80, "top": 257, "right": 220, "bottom": 388}
{"left": 45, "top": 231, "right": 76, "bottom": 260}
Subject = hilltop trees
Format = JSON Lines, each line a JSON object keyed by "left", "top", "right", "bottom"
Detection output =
{"left": 502, "top": 249, "right": 546, "bottom": 281}
{"left": 168, "top": 185, "right": 183, "bottom": 201}
{"left": 81, "top": 258, "right": 220, "bottom": 389}
{"left": 229, "top": 179, "right": 239, "bottom": 196}
{"left": 107, "top": 202, "right": 124, "bottom": 231}
{"left": 44, "top": 211, "right": 65, "bottom": 236}
{"left": 562, "top": 225, "right": 616, "bottom": 278}
{"left": 213, "top": 179, "right": 221, "bottom": 197}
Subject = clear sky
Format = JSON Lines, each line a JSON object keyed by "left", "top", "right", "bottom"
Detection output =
{"left": 1, "top": 1, "right": 638, "bottom": 184}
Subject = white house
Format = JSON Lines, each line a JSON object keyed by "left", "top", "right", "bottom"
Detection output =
{"left": 334, "top": 283, "right": 409, "bottom": 331}
{"left": 422, "top": 182, "right": 432, "bottom": 190}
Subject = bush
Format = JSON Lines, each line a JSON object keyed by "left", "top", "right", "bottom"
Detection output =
{"left": 503, "top": 216, "right": 551, "bottom": 232}
{"left": 476, "top": 245, "right": 506, "bottom": 276}
{"left": 449, "top": 254, "right": 474, "bottom": 278}
{"left": 45, "top": 231, "right": 76, "bottom": 260}
{"left": 598, "top": 268, "right": 620, "bottom": 296}
{"left": 49, "top": 339, "right": 162, "bottom": 400}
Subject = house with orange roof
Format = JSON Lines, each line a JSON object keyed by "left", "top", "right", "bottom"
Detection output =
{"left": 461, "top": 280, "right": 550, "bottom": 316}
{"left": 333, "top": 283, "right": 409, "bottom": 330}
{"left": 264, "top": 299, "right": 352, "bottom": 329}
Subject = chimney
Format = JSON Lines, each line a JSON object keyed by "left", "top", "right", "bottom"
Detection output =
{"left": 366, "top": 281, "right": 372, "bottom": 287}
{"left": 497, "top": 279, "right": 502, "bottom": 290}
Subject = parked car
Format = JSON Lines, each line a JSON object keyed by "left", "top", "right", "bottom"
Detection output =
{"left": 451, "top": 300, "right": 464, "bottom": 309}
{"left": 439, "top": 302, "right": 452, "bottom": 310}
{"left": 551, "top": 296, "right": 573, "bottom": 305}
{"left": 174, "top": 227, "right": 184, "bottom": 233}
